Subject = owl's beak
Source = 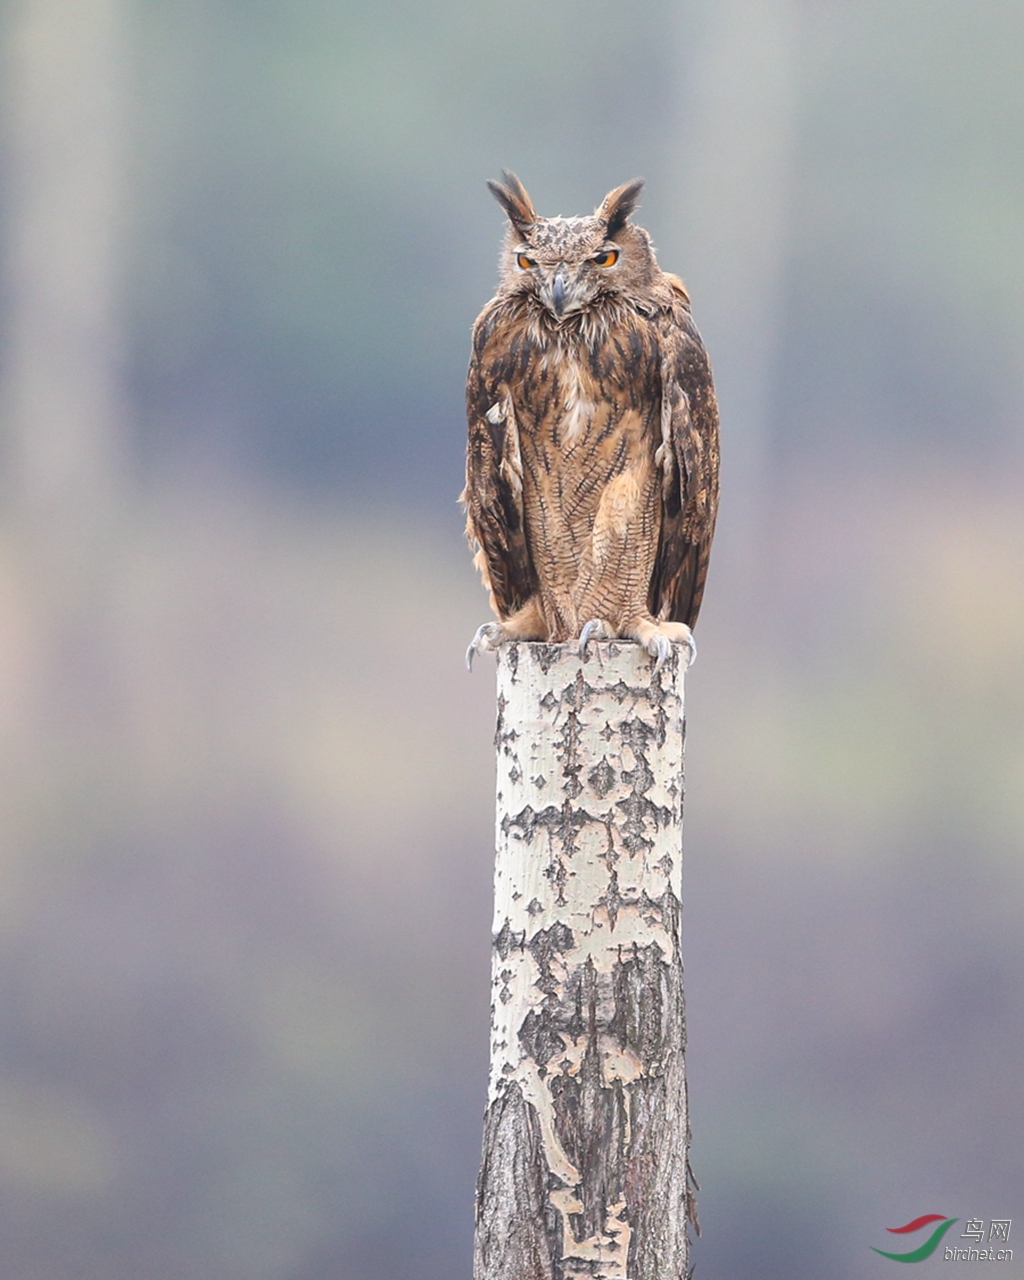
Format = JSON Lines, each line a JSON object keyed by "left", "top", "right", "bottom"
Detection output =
{"left": 551, "top": 264, "right": 569, "bottom": 317}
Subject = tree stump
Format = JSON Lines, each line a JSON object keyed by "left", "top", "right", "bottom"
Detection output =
{"left": 474, "top": 640, "right": 694, "bottom": 1280}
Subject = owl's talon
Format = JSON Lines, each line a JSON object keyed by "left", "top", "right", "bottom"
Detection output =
{"left": 649, "top": 634, "right": 672, "bottom": 673}
{"left": 466, "top": 622, "right": 505, "bottom": 671}
{"left": 578, "top": 618, "right": 611, "bottom": 658}
{"left": 635, "top": 622, "right": 696, "bottom": 673}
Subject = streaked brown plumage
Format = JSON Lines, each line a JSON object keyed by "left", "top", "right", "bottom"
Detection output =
{"left": 463, "top": 173, "right": 719, "bottom": 670}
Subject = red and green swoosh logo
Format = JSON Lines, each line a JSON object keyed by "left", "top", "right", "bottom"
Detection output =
{"left": 871, "top": 1215, "right": 959, "bottom": 1262}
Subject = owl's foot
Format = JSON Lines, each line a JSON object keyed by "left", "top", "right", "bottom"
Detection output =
{"left": 466, "top": 598, "right": 549, "bottom": 670}
{"left": 623, "top": 618, "right": 696, "bottom": 673}
{"left": 578, "top": 618, "right": 614, "bottom": 658}
{"left": 466, "top": 622, "right": 508, "bottom": 671}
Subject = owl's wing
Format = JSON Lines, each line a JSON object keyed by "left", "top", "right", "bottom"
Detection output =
{"left": 649, "top": 284, "right": 721, "bottom": 628}
{"left": 461, "top": 303, "right": 538, "bottom": 619}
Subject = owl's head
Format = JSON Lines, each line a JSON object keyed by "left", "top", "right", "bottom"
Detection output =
{"left": 488, "top": 172, "right": 657, "bottom": 318}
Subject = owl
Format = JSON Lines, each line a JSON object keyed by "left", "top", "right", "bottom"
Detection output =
{"left": 462, "top": 172, "right": 719, "bottom": 671}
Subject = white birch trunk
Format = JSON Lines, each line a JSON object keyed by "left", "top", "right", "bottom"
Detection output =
{"left": 474, "top": 641, "right": 695, "bottom": 1280}
{"left": 668, "top": 0, "right": 798, "bottom": 577}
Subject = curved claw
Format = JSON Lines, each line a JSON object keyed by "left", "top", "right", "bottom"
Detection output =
{"left": 466, "top": 622, "right": 503, "bottom": 671}
{"left": 578, "top": 618, "right": 609, "bottom": 659}
{"left": 650, "top": 633, "right": 672, "bottom": 674}
{"left": 646, "top": 629, "right": 697, "bottom": 674}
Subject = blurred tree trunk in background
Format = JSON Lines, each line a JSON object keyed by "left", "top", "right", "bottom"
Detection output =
{"left": 670, "top": 0, "right": 798, "bottom": 580}
{"left": 475, "top": 642, "right": 695, "bottom": 1280}
{"left": 1, "top": 0, "right": 127, "bottom": 528}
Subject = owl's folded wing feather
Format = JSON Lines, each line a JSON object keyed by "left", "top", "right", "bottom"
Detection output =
{"left": 462, "top": 306, "right": 538, "bottom": 619}
{"left": 650, "top": 288, "right": 721, "bottom": 628}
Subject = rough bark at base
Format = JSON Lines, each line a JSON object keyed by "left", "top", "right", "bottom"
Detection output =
{"left": 474, "top": 641, "right": 694, "bottom": 1280}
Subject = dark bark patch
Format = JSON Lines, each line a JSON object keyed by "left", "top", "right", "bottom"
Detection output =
{"left": 550, "top": 960, "right": 629, "bottom": 1243}
{"left": 587, "top": 757, "right": 616, "bottom": 798}
{"left": 554, "top": 671, "right": 601, "bottom": 801}
{"left": 619, "top": 716, "right": 657, "bottom": 760}
{"left": 616, "top": 789, "right": 674, "bottom": 856}
{"left": 495, "top": 697, "right": 519, "bottom": 754}
{"left": 558, "top": 710, "right": 584, "bottom": 799}
{"left": 528, "top": 921, "right": 575, "bottom": 993}
{"left": 533, "top": 644, "right": 564, "bottom": 673}
{"left": 609, "top": 943, "right": 668, "bottom": 1070}
{"left": 531, "top": 921, "right": 575, "bottom": 954}
{"left": 518, "top": 1003, "right": 566, "bottom": 1073}
{"left": 560, "top": 668, "right": 594, "bottom": 714}
{"left": 598, "top": 819, "right": 619, "bottom": 871}
{"left": 545, "top": 856, "right": 569, "bottom": 906}
{"left": 474, "top": 1082, "right": 559, "bottom": 1280}
{"left": 617, "top": 794, "right": 653, "bottom": 856}
{"left": 494, "top": 918, "right": 526, "bottom": 961}
{"left": 503, "top": 800, "right": 590, "bottom": 859}
{"left": 600, "top": 869, "right": 623, "bottom": 930}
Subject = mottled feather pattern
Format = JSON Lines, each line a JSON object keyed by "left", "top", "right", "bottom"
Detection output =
{"left": 463, "top": 175, "right": 719, "bottom": 653}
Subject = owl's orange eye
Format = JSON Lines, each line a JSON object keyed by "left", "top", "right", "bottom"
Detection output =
{"left": 516, "top": 254, "right": 536, "bottom": 270}
{"left": 591, "top": 249, "right": 619, "bottom": 267}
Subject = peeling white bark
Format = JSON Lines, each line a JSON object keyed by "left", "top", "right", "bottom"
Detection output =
{"left": 475, "top": 641, "right": 695, "bottom": 1280}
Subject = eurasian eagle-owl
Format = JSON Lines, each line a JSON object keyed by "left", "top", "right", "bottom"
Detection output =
{"left": 462, "top": 173, "right": 719, "bottom": 670}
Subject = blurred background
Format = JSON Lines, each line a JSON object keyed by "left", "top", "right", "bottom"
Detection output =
{"left": 0, "top": 0, "right": 1021, "bottom": 1276}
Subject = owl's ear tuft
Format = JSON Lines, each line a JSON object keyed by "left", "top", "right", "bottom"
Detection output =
{"left": 597, "top": 179, "right": 644, "bottom": 238}
{"left": 487, "top": 171, "right": 537, "bottom": 232}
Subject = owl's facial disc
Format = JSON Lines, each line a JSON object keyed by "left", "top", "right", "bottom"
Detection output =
{"left": 536, "top": 253, "right": 617, "bottom": 318}
{"left": 509, "top": 214, "right": 629, "bottom": 317}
